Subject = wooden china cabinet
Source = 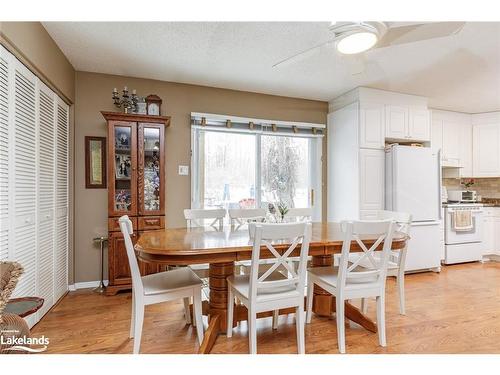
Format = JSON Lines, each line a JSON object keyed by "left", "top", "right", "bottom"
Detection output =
{"left": 101, "top": 111, "right": 170, "bottom": 295}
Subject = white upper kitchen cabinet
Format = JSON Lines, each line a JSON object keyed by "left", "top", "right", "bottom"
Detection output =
{"left": 472, "top": 112, "right": 500, "bottom": 177}
{"left": 431, "top": 110, "right": 472, "bottom": 176}
{"left": 459, "top": 118, "right": 473, "bottom": 177}
{"left": 359, "top": 102, "right": 384, "bottom": 149}
{"left": 359, "top": 148, "right": 385, "bottom": 211}
{"left": 409, "top": 108, "right": 431, "bottom": 141}
{"left": 442, "top": 119, "right": 461, "bottom": 161}
{"left": 473, "top": 122, "right": 500, "bottom": 177}
{"left": 385, "top": 105, "right": 408, "bottom": 139}
{"left": 385, "top": 105, "right": 431, "bottom": 141}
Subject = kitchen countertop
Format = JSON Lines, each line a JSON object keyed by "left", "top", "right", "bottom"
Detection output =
{"left": 441, "top": 199, "right": 500, "bottom": 207}
{"left": 480, "top": 198, "right": 500, "bottom": 207}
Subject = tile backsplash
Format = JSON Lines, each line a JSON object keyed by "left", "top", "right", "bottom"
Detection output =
{"left": 443, "top": 178, "right": 500, "bottom": 199}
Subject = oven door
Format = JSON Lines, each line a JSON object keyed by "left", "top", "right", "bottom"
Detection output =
{"left": 445, "top": 208, "right": 482, "bottom": 244}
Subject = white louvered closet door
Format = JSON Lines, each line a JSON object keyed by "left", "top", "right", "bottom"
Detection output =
{"left": 37, "top": 81, "right": 56, "bottom": 319}
{"left": 54, "top": 96, "right": 69, "bottom": 302}
{"left": 12, "top": 54, "right": 38, "bottom": 306}
{"left": 1, "top": 45, "right": 70, "bottom": 327}
{"left": 0, "top": 47, "right": 11, "bottom": 261}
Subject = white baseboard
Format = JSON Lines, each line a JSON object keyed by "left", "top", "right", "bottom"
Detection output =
{"left": 68, "top": 280, "right": 109, "bottom": 291}
{"left": 483, "top": 254, "right": 500, "bottom": 262}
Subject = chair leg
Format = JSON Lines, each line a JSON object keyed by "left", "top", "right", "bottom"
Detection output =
{"left": 296, "top": 304, "right": 305, "bottom": 354}
{"left": 306, "top": 279, "right": 314, "bottom": 324}
{"left": 397, "top": 270, "right": 406, "bottom": 315}
{"left": 227, "top": 288, "right": 234, "bottom": 337}
{"left": 248, "top": 309, "right": 257, "bottom": 354}
{"left": 361, "top": 298, "right": 368, "bottom": 314}
{"left": 272, "top": 310, "right": 279, "bottom": 330}
{"left": 193, "top": 290, "right": 204, "bottom": 345}
{"left": 336, "top": 297, "right": 346, "bottom": 354}
{"left": 129, "top": 292, "right": 135, "bottom": 338}
{"left": 132, "top": 303, "right": 144, "bottom": 354}
{"left": 376, "top": 295, "right": 386, "bottom": 347}
{"left": 183, "top": 297, "right": 192, "bottom": 325}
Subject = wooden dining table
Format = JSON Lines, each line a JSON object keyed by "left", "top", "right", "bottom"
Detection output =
{"left": 134, "top": 222, "right": 407, "bottom": 354}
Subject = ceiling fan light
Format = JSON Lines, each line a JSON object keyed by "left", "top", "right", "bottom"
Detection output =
{"left": 336, "top": 32, "right": 378, "bottom": 54}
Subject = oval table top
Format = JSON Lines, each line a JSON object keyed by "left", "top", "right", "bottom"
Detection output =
{"left": 134, "top": 222, "right": 408, "bottom": 265}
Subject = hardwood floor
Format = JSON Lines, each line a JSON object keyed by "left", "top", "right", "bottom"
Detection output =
{"left": 32, "top": 262, "right": 500, "bottom": 354}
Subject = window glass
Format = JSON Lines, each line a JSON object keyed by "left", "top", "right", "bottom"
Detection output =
{"left": 202, "top": 131, "right": 256, "bottom": 209}
{"left": 261, "top": 135, "right": 310, "bottom": 208}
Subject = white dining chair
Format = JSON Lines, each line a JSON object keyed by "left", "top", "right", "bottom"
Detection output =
{"left": 118, "top": 215, "right": 205, "bottom": 354}
{"left": 226, "top": 222, "right": 312, "bottom": 354}
{"left": 284, "top": 207, "right": 313, "bottom": 222}
{"left": 306, "top": 219, "right": 395, "bottom": 353}
{"left": 228, "top": 208, "right": 266, "bottom": 230}
{"left": 184, "top": 208, "right": 226, "bottom": 231}
{"left": 183, "top": 208, "right": 227, "bottom": 282}
{"left": 353, "top": 211, "right": 412, "bottom": 315}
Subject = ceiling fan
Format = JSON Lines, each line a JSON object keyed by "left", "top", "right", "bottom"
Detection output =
{"left": 273, "top": 21, "right": 466, "bottom": 69}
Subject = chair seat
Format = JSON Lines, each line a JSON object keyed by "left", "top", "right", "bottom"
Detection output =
{"left": 227, "top": 273, "right": 301, "bottom": 303}
{"left": 308, "top": 266, "right": 379, "bottom": 290}
{"left": 142, "top": 267, "right": 202, "bottom": 296}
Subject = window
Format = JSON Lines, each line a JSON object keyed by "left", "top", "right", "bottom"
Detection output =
{"left": 191, "top": 117, "right": 323, "bottom": 221}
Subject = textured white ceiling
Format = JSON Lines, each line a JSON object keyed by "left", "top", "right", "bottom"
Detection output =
{"left": 43, "top": 22, "right": 500, "bottom": 113}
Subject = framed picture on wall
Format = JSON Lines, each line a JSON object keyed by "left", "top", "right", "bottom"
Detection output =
{"left": 85, "top": 136, "right": 107, "bottom": 189}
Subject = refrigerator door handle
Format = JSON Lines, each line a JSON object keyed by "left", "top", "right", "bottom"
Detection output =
{"left": 437, "top": 149, "right": 442, "bottom": 220}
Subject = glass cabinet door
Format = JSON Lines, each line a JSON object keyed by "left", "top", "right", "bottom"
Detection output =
{"left": 108, "top": 121, "right": 137, "bottom": 216}
{"left": 138, "top": 123, "right": 164, "bottom": 216}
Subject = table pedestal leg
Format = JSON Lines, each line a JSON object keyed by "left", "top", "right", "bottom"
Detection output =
{"left": 311, "top": 255, "right": 335, "bottom": 316}
{"left": 311, "top": 254, "right": 377, "bottom": 333}
{"left": 198, "top": 261, "right": 235, "bottom": 354}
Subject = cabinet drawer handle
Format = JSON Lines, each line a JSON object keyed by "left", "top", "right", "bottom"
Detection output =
{"left": 144, "top": 219, "right": 159, "bottom": 225}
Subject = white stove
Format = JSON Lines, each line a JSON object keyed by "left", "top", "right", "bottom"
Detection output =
{"left": 443, "top": 202, "right": 483, "bottom": 264}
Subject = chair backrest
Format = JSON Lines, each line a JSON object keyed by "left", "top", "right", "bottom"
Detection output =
{"left": 118, "top": 215, "right": 143, "bottom": 296}
{"left": 377, "top": 210, "right": 412, "bottom": 236}
{"left": 249, "top": 222, "right": 312, "bottom": 301}
{"left": 284, "top": 207, "right": 313, "bottom": 222}
{"left": 228, "top": 208, "right": 266, "bottom": 229}
{"left": 184, "top": 208, "right": 226, "bottom": 230}
{"left": 337, "top": 220, "right": 396, "bottom": 289}
{"left": 376, "top": 210, "right": 412, "bottom": 267}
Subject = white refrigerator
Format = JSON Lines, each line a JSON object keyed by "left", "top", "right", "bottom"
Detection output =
{"left": 385, "top": 145, "right": 442, "bottom": 272}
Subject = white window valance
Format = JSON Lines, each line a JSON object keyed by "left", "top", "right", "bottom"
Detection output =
{"left": 191, "top": 112, "right": 325, "bottom": 138}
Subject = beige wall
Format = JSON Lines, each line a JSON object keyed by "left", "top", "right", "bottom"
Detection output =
{"left": 75, "top": 71, "right": 328, "bottom": 283}
{"left": 0, "top": 22, "right": 75, "bottom": 103}
{"left": 1, "top": 22, "right": 77, "bottom": 284}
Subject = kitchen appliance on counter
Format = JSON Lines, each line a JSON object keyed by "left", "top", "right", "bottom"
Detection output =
{"left": 444, "top": 203, "right": 483, "bottom": 264}
{"left": 385, "top": 145, "right": 442, "bottom": 272}
{"left": 448, "top": 190, "right": 478, "bottom": 203}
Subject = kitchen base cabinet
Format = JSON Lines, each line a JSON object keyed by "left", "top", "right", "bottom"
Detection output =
{"left": 482, "top": 207, "right": 500, "bottom": 257}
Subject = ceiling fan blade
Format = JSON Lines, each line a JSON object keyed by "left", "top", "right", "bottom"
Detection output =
{"left": 272, "top": 39, "right": 334, "bottom": 68}
{"left": 375, "top": 22, "right": 466, "bottom": 49}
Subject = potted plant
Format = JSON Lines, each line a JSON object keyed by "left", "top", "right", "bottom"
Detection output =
{"left": 461, "top": 178, "right": 475, "bottom": 191}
